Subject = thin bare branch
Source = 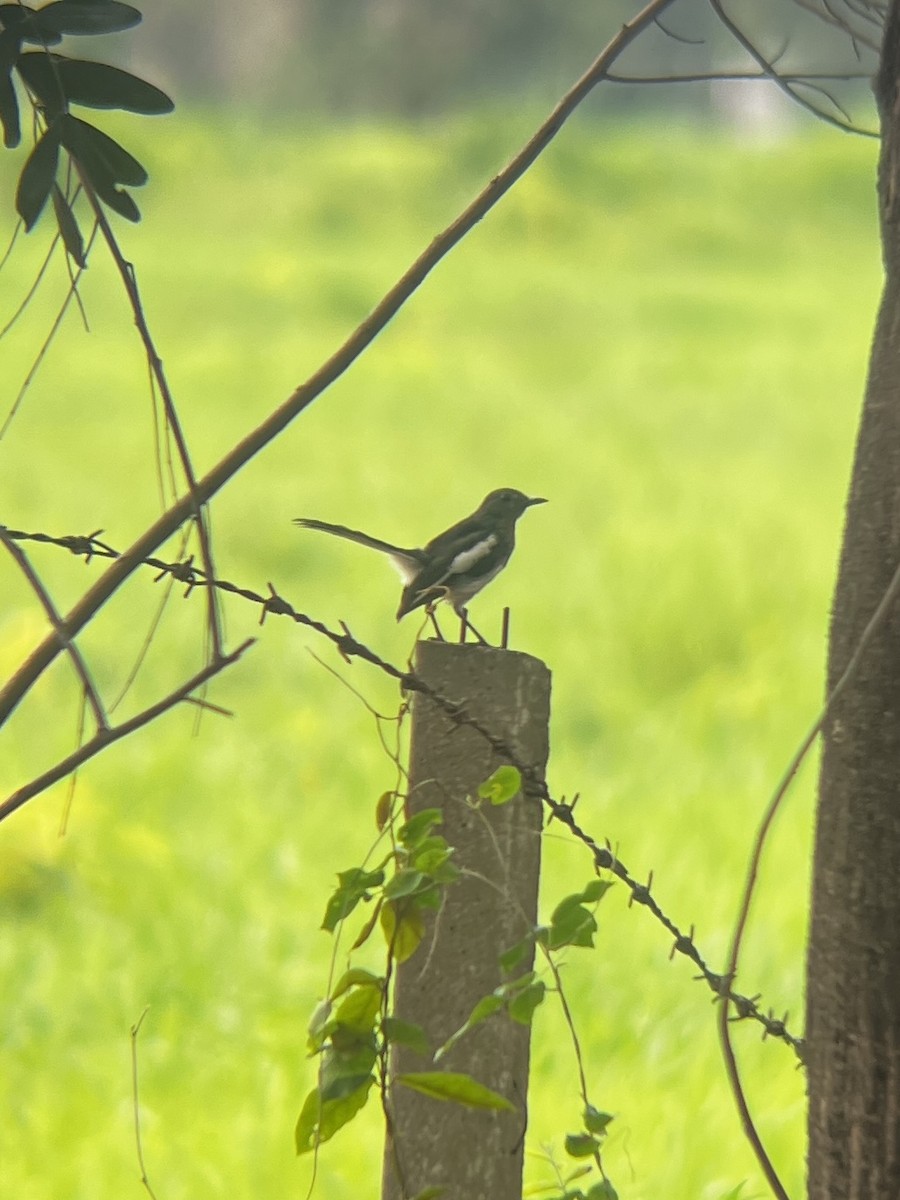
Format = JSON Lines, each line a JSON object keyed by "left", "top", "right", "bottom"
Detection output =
{"left": 793, "top": 0, "right": 882, "bottom": 49}
{"left": 654, "top": 15, "right": 705, "bottom": 45}
{"left": 0, "top": 0, "right": 682, "bottom": 730}
{"left": 0, "top": 638, "right": 254, "bottom": 823}
{"left": 0, "top": 223, "right": 99, "bottom": 439}
{"left": 708, "top": 0, "right": 874, "bottom": 132}
{"left": 0, "top": 529, "right": 108, "bottom": 731}
{"left": 605, "top": 69, "right": 873, "bottom": 83}
{"left": 0, "top": 232, "right": 59, "bottom": 342}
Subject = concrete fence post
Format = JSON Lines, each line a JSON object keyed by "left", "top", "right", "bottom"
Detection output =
{"left": 381, "top": 638, "right": 551, "bottom": 1200}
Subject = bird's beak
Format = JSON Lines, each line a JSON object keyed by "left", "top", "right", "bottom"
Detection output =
{"left": 526, "top": 496, "right": 547, "bottom": 507}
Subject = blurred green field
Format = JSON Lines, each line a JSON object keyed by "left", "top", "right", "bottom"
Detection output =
{"left": 0, "top": 108, "right": 882, "bottom": 1199}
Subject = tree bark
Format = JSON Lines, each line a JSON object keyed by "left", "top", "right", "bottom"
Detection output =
{"left": 807, "top": 5, "right": 900, "bottom": 1196}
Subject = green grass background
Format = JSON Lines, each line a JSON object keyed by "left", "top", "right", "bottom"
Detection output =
{"left": 0, "top": 107, "right": 882, "bottom": 1199}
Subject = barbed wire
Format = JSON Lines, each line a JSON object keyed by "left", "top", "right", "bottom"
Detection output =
{"left": 0, "top": 522, "right": 804, "bottom": 1059}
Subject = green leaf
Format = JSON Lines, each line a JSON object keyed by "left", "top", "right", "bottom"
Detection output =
{"left": 564, "top": 1132, "right": 600, "bottom": 1159}
{"left": 583, "top": 1106, "right": 613, "bottom": 1136}
{"left": 330, "top": 968, "right": 383, "bottom": 999}
{"left": 16, "top": 124, "right": 60, "bottom": 230}
{"left": 580, "top": 879, "right": 613, "bottom": 904}
{"left": 381, "top": 900, "right": 424, "bottom": 963}
{"left": 35, "top": 2, "right": 142, "bottom": 36}
{"left": 320, "top": 1039, "right": 378, "bottom": 1101}
{"left": 500, "top": 932, "right": 539, "bottom": 973}
{"left": 548, "top": 896, "right": 597, "bottom": 950}
{"left": 321, "top": 866, "right": 384, "bottom": 932}
{"left": 508, "top": 979, "right": 546, "bottom": 1025}
{"left": 382, "top": 1017, "right": 430, "bottom": 1057}
{"left": 334, "top": 984, "right": 381, "bottom": 1035}
{"left": 398, "top": 808, "right": 442, "bottom": 847}
{"left": 384, "top": 868, "right": 426, "bottom": 901}
{"left": 306, "top": 999, "right": 331, "bottom": 1054}
{"left": 295, "top": 1076, "right": 374, "bottom": 1155}
{"left": 375, "top": 789, "right": 394, "bottom": 830}
{"left": 410, "top": 835, "right": 451, "bottom": 867}
{"left": 586, "top": 1182, "right": 619, "bottom": 1200}
{"left": 50, "top": 184, "right": 86, "bottom": 266}
{"left": 351, "top": 898, "right": 383, "bottom": 950}
{"left": 18, "top": 53, "right": 174, "bottom": 114}
{"left": 478, "top": 765, "right": 522, "bottom": 806}
{"left": 397, "top": 1071, "right": 515, "bottom": 1112}
{"left": 60, "top": 113, "right": 147, "bottom": 185}
{"left": 434, "top": 993, "right": 504, "bottom": 1061}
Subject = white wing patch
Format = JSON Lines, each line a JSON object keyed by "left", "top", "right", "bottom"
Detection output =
{"left": 447, "top": 535, "right": 497, "bottom": 577}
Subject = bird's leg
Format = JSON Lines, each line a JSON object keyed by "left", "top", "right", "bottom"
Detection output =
{"left": 458, "top": 607, "right": 488, "bottom": 646}
{"left": 425, "top": 603, "right": 445, "bottom": 641}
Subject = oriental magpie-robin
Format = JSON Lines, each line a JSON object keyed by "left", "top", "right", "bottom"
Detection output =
{"left": 294, "top": 488, "right": 546, "bottom": 636}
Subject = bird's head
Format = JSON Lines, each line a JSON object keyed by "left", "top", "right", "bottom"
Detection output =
{"left": 478, "top": 488, "right": 547, "bottom": 522}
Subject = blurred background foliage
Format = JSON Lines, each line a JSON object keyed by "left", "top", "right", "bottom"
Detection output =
{"left": 0, "top": 2, "right": 885, "bottom": 1198}
{"left": 111, "top": 0, "right": 874, "bottom": 125}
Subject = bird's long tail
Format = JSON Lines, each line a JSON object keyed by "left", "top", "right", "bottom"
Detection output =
{"left": 294, "top": 518, "right": 423, "bottom": 578}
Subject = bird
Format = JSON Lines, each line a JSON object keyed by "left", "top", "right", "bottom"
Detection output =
{"left": 294, "top": 488, "right": 546, "bottom": 640}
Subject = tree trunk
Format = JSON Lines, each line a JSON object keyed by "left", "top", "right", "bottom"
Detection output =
{"left": 807, "top": 5, "right": 900, "bottom": 1196}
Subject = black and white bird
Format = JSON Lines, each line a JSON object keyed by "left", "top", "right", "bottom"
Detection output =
{"left": 294, "top": 488, "right": 546, "bottom": 637}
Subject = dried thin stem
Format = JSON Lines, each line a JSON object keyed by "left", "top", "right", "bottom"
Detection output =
{"left": 130, "top": 1008, "right": 159, "bottom": 1200}
{"left": 0, "top": 529, "right": 108, "bottom": 731}
{"left": 74, "top": 165, "right": 224, "bottom": 661}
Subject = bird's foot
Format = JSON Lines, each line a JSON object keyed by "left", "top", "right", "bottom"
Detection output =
{"left": 459, "top": 608, "right": 488, "bottom": 646}
{"left": 426, "top": 604, "right": 446, "bottom": 641}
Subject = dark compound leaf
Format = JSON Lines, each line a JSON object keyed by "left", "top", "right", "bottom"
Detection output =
{"left": 0, "top": 6, "right": 63, "bottom": 47}
{"left": 16, "top": 52, "right": 66, "bottom": 113}
{"left": 16, "top": 123, "right": 60, "bottom": 230}
{"left": 59, "top": 113, "right": 147, "bottom": 185}
{"left": 56, "top": 56, "right": 172, "bottom": 113}
{"left": 18, "top": 52, "right": 172, "bottom": 115}
{"left": 35, "top": 2, "right": 142, "bottom": 36}
{"left": 76, "top": 153, "right": 140, "bottom": 221}
{"left": 51, "top": 183, "right": 86, "bottom": 266}
{"left": 0, "top": 28, "right": 20, "bottom": 147}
